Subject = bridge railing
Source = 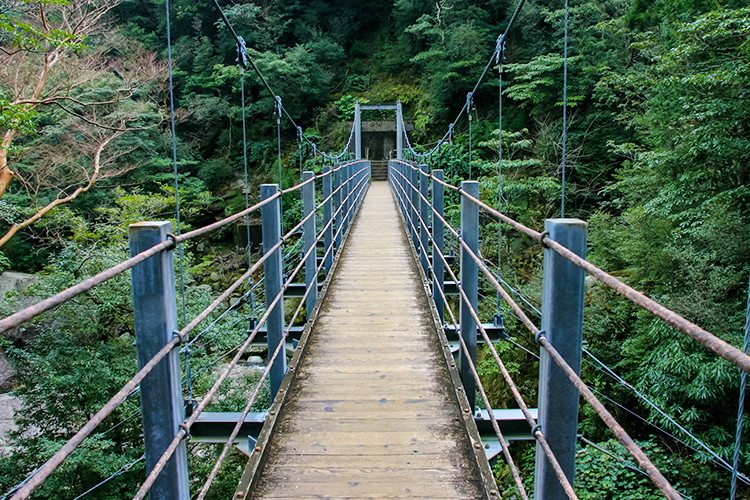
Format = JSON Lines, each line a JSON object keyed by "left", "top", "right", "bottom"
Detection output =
{"left": 1, "top": 160, "right": 371, "bottom": 500}
{"left": 388, "top": 159, "right": 750, "bottom": 499}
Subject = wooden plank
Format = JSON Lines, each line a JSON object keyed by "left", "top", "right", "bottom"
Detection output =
{"left": 261, "top": 466, "right": 466, "bottom": 481}
{"left": 256, "top": 480, "right": 483, "bottom": 499}
{"left": 280, "top": 419, "right": 457, "bottom": 434}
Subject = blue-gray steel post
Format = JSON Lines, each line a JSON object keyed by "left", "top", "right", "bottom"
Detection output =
{"left": 302, "top": 171, "right": 317, "bottom": 319}
{"left": 342, "top": 163, "right": 351, "bottom": 235}
{"left": 352, "top": 163, "right": 358, "bottom": 217}
{"left": 392, "top": 161, "right": 401, "bottom": 214}
{"left": 129, "top": 221, "right": 190, "bottom": 500}
{"left": 459, "top": 181, "right": 479, "bottom": 411}
{"left": 260, "top": 184, "right": 286, "bottom": 401}
{"left": 394, "top": 162, "right": 400, "bottom": 211}
{"left": 334, "top": 164, "right": 342, "bottom": 250}
{"left": 410, "top": 163, "right": 420, "bottom": 248}
{"left": 433, "top": 170, "right": 445, "bottom": 322}
{"left": 396, "top": 100, "right": 403, "bottom": 160}
{"left": 419, "top": 163, "right": 429, "bottom": 276}
{"left": 323, "top": 166, "right": 333, "bottom": 276}
{"left": 404, "top": 162, "right": 411, "bottom": 224}
{"left": 534, "top": 218, "right": 587, "bottom": 500}
{"left": 355, "top": 101, "right": 362, "bottom": 159}
{"left": 356, "top": 161, "right": 363, "bottom": 208}
{"left": 355, "top": 162, "right": 360, "bottom": 209}
{"left": 401, "top": 162, "right": 407, "bottom": 218}
{"left": 352, "top": 162, "right": 359, "bottom": 217}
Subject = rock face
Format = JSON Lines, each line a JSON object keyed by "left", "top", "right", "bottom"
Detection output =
{"left": 0, "top": 351, "right": 13, "bottom": 393}
{"left": 0, "top": 272, "right": 37, "bottom": 304}
{"left": 0, "top": 394, "right": 20, "bottom": 456}
{"left": 0, "top": 272, "right": 39, "bottom": 396}
{"left": 0, "top": 272, "right": 39, "bottom": 343}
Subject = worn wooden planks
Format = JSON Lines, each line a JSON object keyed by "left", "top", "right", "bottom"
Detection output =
{"left": 245, "top": 181, "right": 492, "bottom": 500}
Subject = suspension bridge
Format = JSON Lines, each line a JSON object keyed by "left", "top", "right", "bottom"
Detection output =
{"left": 2, "top": 0, "right": 750, "bottom": 497}
{"left": 1, "top": 155, "right": 749, "bottom": 500}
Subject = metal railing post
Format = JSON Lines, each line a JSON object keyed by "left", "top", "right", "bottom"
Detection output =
{"left": 410, "top": 163, "right": 419, "bottom": 248}
{"left": 334, "top": 164, "right": 342, "bottom": 250}
{"left": 323, "top": 166, "right": 333, "bottom": 276}
{"left": 355, "top": 101, "right": 362, "bottom": 160}
{"left": 459, "top": 181, "right": 479, "bottom": 410}
{"left": 396, "top": 100, "right": 403, "bottom": 160}
{"left": 433, "top": 170, "right": 445, "bottom": 323}
{"left": 260, "top": 184, "right": 286, "bottom": 401}
{"left": 355, "top": 161, "right": 363, "bottom": 209}
{"left": 419, "top": 163, "right": 429, "bottom": 276}
{"left": 401, "top": 162, "right": 408, "bottom": 220}
{"left": 129, "top": 221, "right": 190, "bottom": 500}
{"left": 393, "top": 161, "right": 401, "bottom": 214}
{"left": 302, "top": 171, "right": 317, "bottom": 319}
{"left": 342, "top": 163, "right": 351, "bottom": 235}
{"left": 534, "top": 219, "right": 587, "bottom": 500}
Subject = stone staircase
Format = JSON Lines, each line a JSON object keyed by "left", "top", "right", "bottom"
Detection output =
{"left": 370, "top": 160, "right": 388, "bottom": 181}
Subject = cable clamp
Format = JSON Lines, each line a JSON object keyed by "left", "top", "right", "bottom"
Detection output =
{"left": 534, "top": 330, "right": 546, "bottom": 345}
{"left": 236, "top": 36, "right": 248, "bottom": 69}
{"left": 530, "top": 423, "right": 543, "bottom": 439}
{"left": 166, "top": 232, "right": 178, "bottom": 249}
{"left": 538, "top": 230, "right": 550, "bottom": 249}
{"left": 178, "top": 422, "right": 191, "bottom": 440}
{"left": 172, "top": 331, "right": 184, "bottom": 345}
{"left": 495, "top": 34, "right": 506, "bottom": 64}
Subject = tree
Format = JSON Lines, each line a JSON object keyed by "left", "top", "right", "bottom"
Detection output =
{"left": 0, "top": 0, "right": 164, "bottom": 246}
{"left": 585, "top": 6, "right": 750, "bottom": 469}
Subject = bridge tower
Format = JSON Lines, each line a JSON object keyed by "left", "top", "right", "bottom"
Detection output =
{"left": 354, "top": 100, "right": 404, "bottom": 160}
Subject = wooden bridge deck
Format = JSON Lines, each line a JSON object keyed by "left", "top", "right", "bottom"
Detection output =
{"left": 238, "top": 181, "right": 494, "bottom": 499}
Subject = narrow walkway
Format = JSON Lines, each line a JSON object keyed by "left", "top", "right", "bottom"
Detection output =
{"left": 248, "top": 181, "right": 489, "bottom": 499}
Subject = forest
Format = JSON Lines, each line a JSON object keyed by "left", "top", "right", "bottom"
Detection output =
{"left": 0, "top": 0, "right": 748, "bottom": 497}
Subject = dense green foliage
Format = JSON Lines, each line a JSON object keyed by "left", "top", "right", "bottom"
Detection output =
{"left": 0, "top": 0, "right": 748, "bottom": 497}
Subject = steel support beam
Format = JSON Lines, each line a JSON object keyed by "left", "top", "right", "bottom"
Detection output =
{"left": 432, "top": 169, "right": 445, "bottom": 322}
{"left": 459, "top": 181, "right": 479, "bottom": 410}
{"left": 534, "top": 218, "right": 587, "bottom": 500}
{"left": 260, "top": 184, "right": 286, "bottom": 401}
{"left": 323, "top": 165, "right": 333, "bottom": 276}
{"left": 410, "top": 163, "right": 419, "bottom": 248}
{"left": 342, "top": 163, "right": 351, "bottom": 235}
{"left": 302, "top": 171, "right": 317, "bottom": 319}
{"left": 129, "top": 221, "right": 190, "bottom": 500}
{"left": 419, "top": 163, "right": 429, "bottom": 277}
{"left": 396, "top": 100, "right": 403, "bottom": 160}
{"left": 360, "top": 104, "right": 397, "bottom": 110}
{"left": 355, "top": 101, "right": 362, "bottom": 160}
{"left": 334, "top": 164, "right": 342, "bottom": 250}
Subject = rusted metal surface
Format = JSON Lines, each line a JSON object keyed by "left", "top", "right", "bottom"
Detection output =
{"left": 240, "top": 182, "right": 492, "bottom": 499}
{"left": 11, "top": 238, "right": 283, "bottom": 500}
{"left": 453, "top": 188, "right": 750, "bottom": 375}
{"left": 0, "top": 239, "right": 173, "bottom": 335}
{"left": 0, "top": 194, "right": 283, "bottom": 336}
{"left": 7, "top": 172, "right": 375, "bottom": 500}
{"left": 538, "top": 335, "right": 681, "bottom": 500}
{"left": 177, "top": 192, "right": 281, "bottom": 242}
{"left": 392, "top": 181, "right": 576, "bottom": 499}
{"left": 201, "top": 179, "right": 373, "bottom": 500}
{"left": 10, "top": 333, "right": 180, "bottom": 500}
{"left": 136, "top": 182, "right": 375, "bottom": 499}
